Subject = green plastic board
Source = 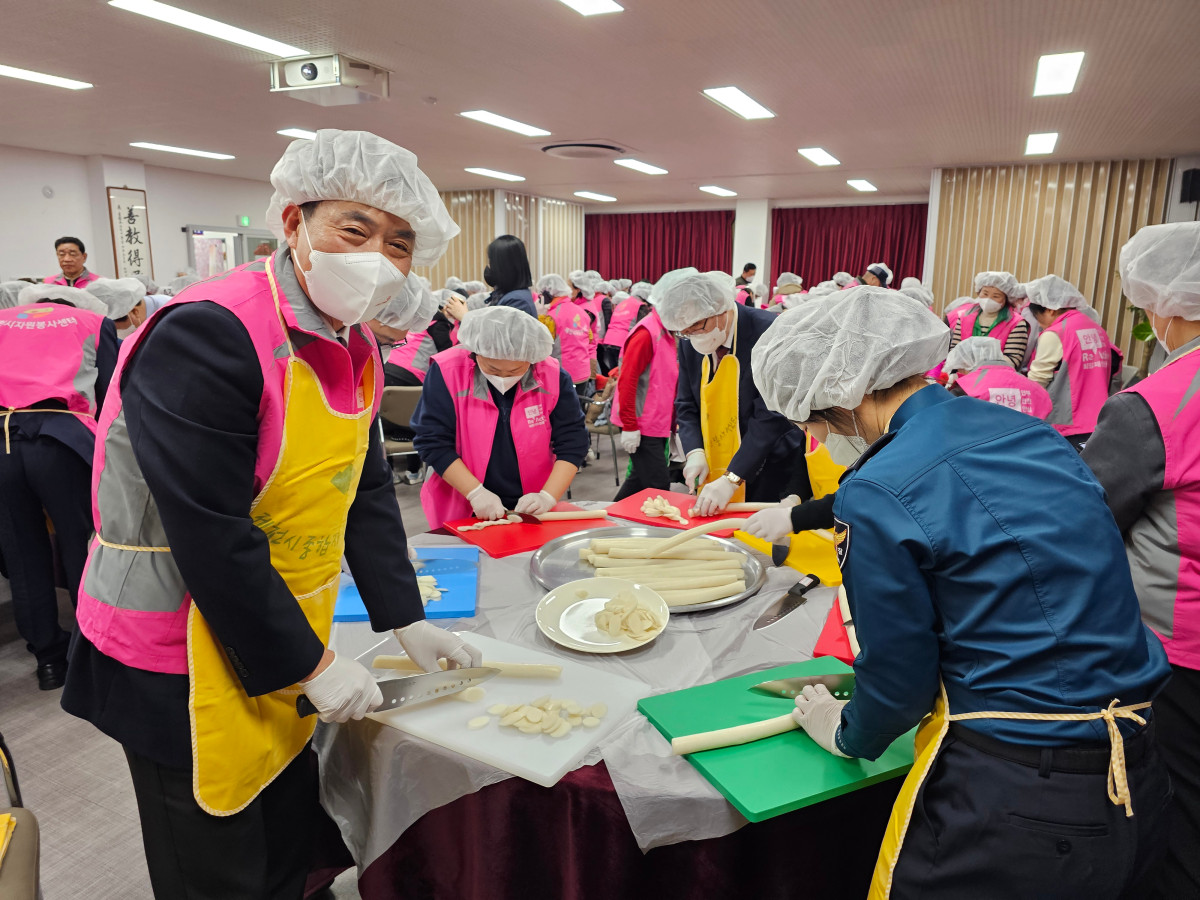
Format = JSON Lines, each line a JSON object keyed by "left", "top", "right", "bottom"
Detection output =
{"left": 638, "top": 658, "right": 916, "bottom": 823}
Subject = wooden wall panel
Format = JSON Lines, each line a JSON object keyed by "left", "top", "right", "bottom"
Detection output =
{"left": 537, "top": 197, "right": 585, "bottom": 278}
{"left": 931, "top": 159, "right": 1171, "bottom": 368}
{"left": 413, "top": 189, "right": 493, "bottom": 288}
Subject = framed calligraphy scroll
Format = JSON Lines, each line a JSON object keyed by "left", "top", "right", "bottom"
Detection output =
{"left": 107, "top": 187, "right": 154, "bottom": 279}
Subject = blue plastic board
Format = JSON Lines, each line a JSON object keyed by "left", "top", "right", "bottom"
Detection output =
{"left": 333, "top": 547, "right": 480, "bottom": 621}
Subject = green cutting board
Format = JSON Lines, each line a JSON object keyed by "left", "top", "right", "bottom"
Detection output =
{"left": 638, "top": 659, "right": 916, "bottom": 823}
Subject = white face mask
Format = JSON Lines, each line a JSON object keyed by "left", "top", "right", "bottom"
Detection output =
{"left": 689, "top": 315, "right": 731, "bottom": 356}
{"left": 977, "top": 296, "right": 1004, "bottom": 315}
{"left": 823, "top": 433, "right": 865, "bottom": 467}
{"left": 483, "top": 372, "right": 522, "bottom": 394}
{"left": 116, "top": 324, "right": 137, "bottom": 339}
{"left": 298, "top": 218, "right": 408, "bottom": 326}
{"left": 1152, "top": 316, "right": 1174, "bottom": 353}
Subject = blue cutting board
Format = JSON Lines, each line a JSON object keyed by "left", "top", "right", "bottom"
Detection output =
{"left": 333, "top": 547, "right": 480, "bottom": 621}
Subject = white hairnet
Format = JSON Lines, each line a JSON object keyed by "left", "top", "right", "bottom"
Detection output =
{"left": 86, "top": 278, "right": 146, "bottom": 319}
{"left": 901, "top": 277, "right": 922, "bottom": 291}
{"left": 18, "top": 283, "right": 108, "bottom": 316}
{"left": 776, "top": 273, "right": 804, "bottom": 290}
{"left": 584, "top": 270, "right": 602, "bottom": 281}
{"left": 166, "top": 273, "right": 201, "bottom": 296}
{"left": 900, "top": 284, "right": 934, "bottom": 309}
{"left": 445, "top": 276, "right": 466, "bottom": 292}
{"left": 416, "top": 275, "right": 432, "bottom": 292}
{"left": 866, "top": 263, "right": 893, "bottom": 285}
{"left": 751, "top": 286, "right": 950, "bottom": 422}
{"left": 434, "top": 289, "right": 453, "bottom": 306}
{"left": 571, "top": 273, "right": 597, "bottom": 294}
{"left": 807, "top": 285, "right": 835, "bottom": 299}
{"left": 464, "top": 280, "right": 487, "bottom": 295}
{"left": 945, "top": 336, "right": 1008, "bottom": 373}
{"left": 817, "top": 280, "right": 838, "bottom": 292}
{"left": 750, "top": 282, "right": 767, "bottom": 298}
{"left": 537, "top": 274, "right": 570, "bottom": 297}
{"left": 0, "top": 281, "right": 28, "bottom": 310}
{"left": 596, "top": 281, "right": 614, "bottom": 295}
{"left": 973, "top": 271, "right": 1026, "bottom": 300}
{"left": 375, "top": 271, "right": 438, "bottom": 331}
{"left": 832, "top": 272, "right": 856, "bottom": 287}
{"left": 1119, "top": 221, "right": 1200, "bottom": 321}
{"left": 266, "top": 129, "right": 459, "bottom": 267}
{"left": 134, "top": 273, "right": 160, "bottom": 295}
{"left": 1025, "top": 274, "right": 1087, "bottom": 310}
{"left": 652, "top": 268, "right": 736, "bottom": 331}
{"left": 617, "top": 279, "right": 632, "bottom": 291}
{"left": 945, "top": 295, "right": 975, "bottom": 315}
{"left": 568, "top": 269, "right": 584, "bottom": 284}
{"left": 612, "top": 290, "right": 630, "bottom": 305}
{"left": 466, "top": 291, "right": 490, "bottom": 310}
{"left": 458, "top": 305, "right": 553, "bottom": 362}
{"left": 630, "top": 281, "right": 652, "bottom": 300}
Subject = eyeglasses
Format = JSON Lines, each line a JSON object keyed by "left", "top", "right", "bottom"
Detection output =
{"left": 676, "top": 315, "right": 719, "bottom": 339}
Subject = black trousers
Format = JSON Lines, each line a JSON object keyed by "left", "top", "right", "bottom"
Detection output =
{"left": 1152, "top": 664, "right": 1200, "bottom": 898}
{"left": 613, "top": 436, "right": 670, "bottom": 501}
{"left": 124, "top": 744, "right": 318, "bottom": 900}
{"left": 597, "top": 344, "right": 621, "bottom": 376}
{"left": 0, "top": 436, "right": 92, "bottom": 665}
{"left": 891, "top": 722, "right": 1172, "bottom": 899}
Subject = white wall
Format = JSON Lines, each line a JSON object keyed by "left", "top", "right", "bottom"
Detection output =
{"left": 0, "top": 146, "right": 94, "bottom": 281}
{"left": 730, "top": 199, "right": 771, "bottom": 288}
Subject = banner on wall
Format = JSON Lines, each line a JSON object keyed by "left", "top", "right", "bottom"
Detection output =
{"left": 107, "top": 186, "right": 154, "bottom": 279}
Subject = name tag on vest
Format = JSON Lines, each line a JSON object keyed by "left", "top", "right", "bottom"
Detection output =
{"left": 987, "top": 387, "right": 1028, "bottom": 413}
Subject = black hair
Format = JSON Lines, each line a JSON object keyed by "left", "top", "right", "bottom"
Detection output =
{"left": 742, "top": 263, "right": 756, "bottom": 273}
{"left": 299, "top": 200, "right": 322, "bottom": 220}
{"left": 486, "top": 235, "right": 533, "bottom": 296}
{"left": 55, "top": 236, "right": 85, "bottom": 254}
{"left": 1027, "top": 303, "right": 1048, "bottom": 316}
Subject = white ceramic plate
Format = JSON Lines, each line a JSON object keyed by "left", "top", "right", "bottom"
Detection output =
{"left": 535, "top": 577, "right": 669, "bottom": 653}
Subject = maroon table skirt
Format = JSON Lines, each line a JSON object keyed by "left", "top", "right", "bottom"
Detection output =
{"left": 310, "top": 760, "right": 903, "bottom": 900}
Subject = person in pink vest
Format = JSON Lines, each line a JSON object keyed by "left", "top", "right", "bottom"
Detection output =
{"left": 945, "top": 336, "right": 1052, "bottom": 419}
{"left": 1025, "top": 274, "right": 1122, "bottom": 449}
{"left": 1083, "top": 221, "right": 1200, "bottom": 898}
{"left": 44, "top": 236, "right": 104, "bottom": 288}
{"left": 0, "top": 283, "right": 116, "bottom": 690}
{"left": 412, "top": 305, "right": 589, "bottom": 528}
{"left": 383, "top": 288, "right": 464, "bottom": 387}
{"left": 612, "top": 306, "right": 678, "bottom": 500}
{"left": 597, "top": 282, "right": 650, "bottom": 374}
{"left": 87, "top": 277, "right": 148, "bottom": 340}
{"left": 770, "top": 272, "right": 805, "bottom": 310}
{"left": 543, "top": 274, "right": 596, "bottom": 397}
{"left": 59, "top": 130, "right": 481, "bottom": 899}
{"left": 946, "top": 271, "right": 1031, "bottom": 369}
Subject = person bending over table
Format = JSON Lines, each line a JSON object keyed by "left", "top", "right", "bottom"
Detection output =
{"left": 412, "top": 305, "right": 588, "bottom": 528}
{"left": 655, "top": 267, "right": 807, "bottom": 516}
{"left": 751, "top": 285, "right": 1170, "bottom": 899}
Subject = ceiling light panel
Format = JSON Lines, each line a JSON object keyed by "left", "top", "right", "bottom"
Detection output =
{"left": 277, "top": 128, "right": 316, "bottom": 140}
{"left": 614, "top": 158, "right": 668, "bottom": 175}
{"left": 797, "top": 147, "right": 840, "bottom": 166}
{"left": 465, "top": 167, "right": 526, "bottom": 182}
{"left": 554, "top": 0, "right": 623, "bottom": 15}
{"left": 699, "top": 186, "right": 737, "bottom": 197}
{"left": 847, "top": 179, "right": 877, "bottom": 192}
{"left": 1033, "top": 52, "right": 1085, "bottom": 97}
{"left": 459, "top": 110, "right": 551, "bottom": 137}
{"left": 1025, "top": 132, "right": 1059, "bottom": 155}
{"left": 130, "top": 141, "right": 235, "bottom": 160}
{"left": 702, "top": 86, "right": 775, "bottom": 120}
{"left": 0, "top": 64, "right": 92, "bottom": 90}
{"left": 574, "top": 191, "right": 617, "bottom": 202}
{"left": 108, "top": 0, "right": 306, "bottom": 57}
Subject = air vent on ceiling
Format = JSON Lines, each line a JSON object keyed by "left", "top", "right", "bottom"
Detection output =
{"left": 541, "top": 142, "right": 627, "bottom": 160}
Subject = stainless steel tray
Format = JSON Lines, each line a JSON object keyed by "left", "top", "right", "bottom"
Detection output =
{"left": 528, "top": 525, "right": 766, "bottom": 613}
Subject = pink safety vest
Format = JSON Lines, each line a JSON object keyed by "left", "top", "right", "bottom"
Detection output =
{"left": 611, "top": 312, "right": 677, "bottom": 437}
{"left": 44, "top": 270, "right": 103, "bottom": 289}
{"left": 1040, "top": 309, "right": 1121, "bottom": 436}
{"left": 74, "top": 254, "right": 383, "bottom": 674}
{"left": 548, "top": 296, "right": 594, "bottom": 382}
{"left": 1124, "top": 346, "right": 1200, "bottom": 669}
{"left": 0, "top": 303, "right": 107, "bottom": 436}
{"left": 419, "top": 346, "right": 560, "bottom": 528}
{"left": 735, "top": 288, "right": 751, "bottom": 306}
{"left": 600, "top": 295, "right": 646, "bottom": 349}
{"left": 957, "top": 362, "right": 1052, "bottom": 420}
{"left": 387, "top": 330, "right": 437, "bottom": 383}
{"left": 957, "top": 304, "right": 1022, "bottom": 350}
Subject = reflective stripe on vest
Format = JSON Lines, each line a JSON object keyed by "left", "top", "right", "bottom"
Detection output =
{"left": 387, "top": 330, "right": 436, "bottom": 382}
{"left": 600, "top": 296, "right": 645, "bottom": 348}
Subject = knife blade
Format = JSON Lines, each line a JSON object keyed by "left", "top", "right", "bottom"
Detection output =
{"left": 752, "top": 573, "right": 820, "bottom": 630}
{"left": 296, "top": 666, "right": 500, "bottom": 718}
{"left": 750, "top": 673, "right": 855, "bottom": 699}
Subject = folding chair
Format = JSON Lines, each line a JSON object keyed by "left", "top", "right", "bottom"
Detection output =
{"left": 583, "top": 379, "right": 621, "bottom": 486}
{"left": 378, "top": 386, "right": 425, "bottom": 483}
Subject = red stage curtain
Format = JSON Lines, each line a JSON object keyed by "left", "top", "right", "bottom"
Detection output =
{"left": 770, "top": 204, "right": 928, "bottom": 287}
{"left": 584, "top": 210, "right": 734, "bottom": 283}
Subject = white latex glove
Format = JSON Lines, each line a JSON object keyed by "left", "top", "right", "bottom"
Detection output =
{"left": 792, "top": 684, "right": 850, "bottom": 758}
{"left": 299, "top": 652, "right": 383, "bottom": 724}
{"left": 780, "top": 494, "right": 802, "bottom": 508}
{"left": 394, "top": 620, "right": 483, "bottom": 672}
{"left": 467, "top": 484, "right": 505, "bottom": 520}
{"left": 514, "top": 490, "right": 556, "bottom": 515}
{"left": 620, "top": 430, "right": 641, "bottom": 454}
{"left": 682, "top": 449, "right": 709, "bottom": 494}
{"left": 694, "top": 475, "right": 737, "bottom": 516}
{"left": 743, "top": 507, "right": 795, "bottom": 542}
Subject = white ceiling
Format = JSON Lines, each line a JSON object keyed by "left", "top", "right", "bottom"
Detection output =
{"left": 4, "top": 0, "right": 1200, "bottom": 207}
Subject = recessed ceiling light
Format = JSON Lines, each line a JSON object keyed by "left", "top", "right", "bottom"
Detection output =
{"left": 459, "top": 110, "right": 551, "bottom": 137}
{"left": 702, "top": 86, "right": 775, "bottom": 120}
{"left": 108, "top": 0, "right": 306, "bottom": 57}
{"left": 1025, "top": 132, "right": 1058, "bottom": 155}
{"left": 464, "top": 167, "right": 526, "bottom": 182}
{"left": 0, "top": 63, "right": 92, "bottom": 90}
{"left": 130, "top": 141, "right": 235, "bottom": 160}
{"left": 797, "top": 147, "right": 840, "bottom": 167}
{"left": 1033, "top": 51, "right": 1085, "bottom": 97}
{"left": 553, "top": 0, "right": 623, "bottom": 15}
{"left": 699, "top": 185, "right": 737, "bottom": 197}
{"left": 277, "top": 128, "right": 316, "bottom": 140}
{"left": 847, "top": 179, "right": 877, "bottom": 192}
{"left": 614, "top": 158, "right": 668, "bottom": 176}
{"left": 574, "top": 191, "right": 617, "bottom": 202}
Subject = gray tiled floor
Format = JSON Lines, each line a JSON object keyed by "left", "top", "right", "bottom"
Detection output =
{"left": 0, "top": 439, "right": 634, "bottom": 899}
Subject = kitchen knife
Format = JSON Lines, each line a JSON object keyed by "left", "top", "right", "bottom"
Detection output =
{"left": 752, "top": 574, "right": 820, "bottom": 630}
{"left": 296, "top": 666, "right": 500, "bottom": 718}
{"left": 749, "top": 673, "right": 855, "bottom": 700}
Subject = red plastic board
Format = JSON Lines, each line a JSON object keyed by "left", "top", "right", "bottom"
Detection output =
{"left": 444, "top": 503, "right": 611, "bottom": 558}
{"left": 604, "top": 488, "right": 737, "bottom": 538}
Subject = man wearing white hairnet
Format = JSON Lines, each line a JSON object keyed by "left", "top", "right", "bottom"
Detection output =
{"left": 411, "top": 305, "right": 588, "bottom": 527}
{"left": 1024, "top": 274, "right": 1122, "bottom": 448}
{"left": 87, "top": 276, "right": 148, "bottom": 339}
{"left": 0, "top": 283, "right": 117, "bottom": 690}
{"left": 752, "top": 285, "right": 1170, "bottom": 897}
{"left": 61, "top": 129, "right": 482, "bottom": 899}
{"left": 657, "top": 268, "right": 808, "bottom": 516}
{"left": 860, "top": 262, "right": 893, "bottom": 287}
{"left": 1083, "top": 220, "right": 1200, "bottom": 898}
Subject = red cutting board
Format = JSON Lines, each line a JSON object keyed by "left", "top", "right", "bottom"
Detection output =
{"left": 444, "top": 503, "right": 611, "bottom": 558}
{"left": 604, "top": 488, "right": 737, "bottom": 538}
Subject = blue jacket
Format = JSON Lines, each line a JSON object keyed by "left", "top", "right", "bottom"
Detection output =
{"left": 675, "top": 303, "right": 804, "bottom": 483}
{"left": 833, "top": 385, "right": 1170, "bottom": 759}
{"left": 486, "top": 288, "right": 537, "bottom": 318}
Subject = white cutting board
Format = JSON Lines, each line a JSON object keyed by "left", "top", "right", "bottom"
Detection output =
{"left": 367, "top": 633, "right": 649, "bottom": 788}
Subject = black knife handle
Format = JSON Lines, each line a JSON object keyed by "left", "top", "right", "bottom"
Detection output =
{"left": 296, "top": 695, "right": 318, "bottom": 718}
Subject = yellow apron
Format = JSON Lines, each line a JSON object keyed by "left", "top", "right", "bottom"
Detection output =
{"left": 698, "top": 323, "right": 745, "bottom": 503}
{"left": 187, "top": 259, "right": 375, "bottom": 816}
{"left": 869, "top": 683, "right": 1152, "bottom": 898}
